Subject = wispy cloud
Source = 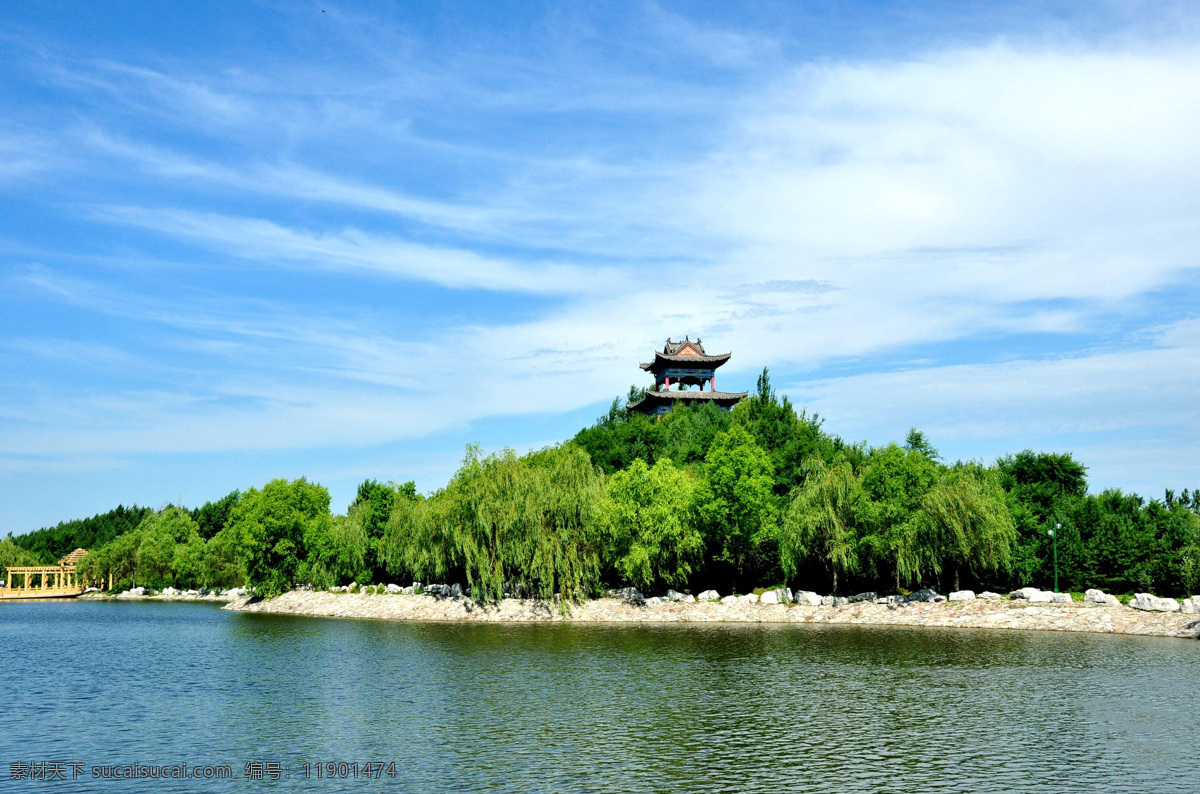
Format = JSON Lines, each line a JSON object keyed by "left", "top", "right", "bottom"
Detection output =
{"left": 90, "top": 205, "right": 616, "bottom": 294}
{"left": 2, "top": 4, "right": 1200, "bottom": 531}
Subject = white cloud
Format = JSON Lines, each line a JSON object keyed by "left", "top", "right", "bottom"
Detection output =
{"left": 789, "top": 317, "right": 1200, "bottom": 493}
{"left": 91, "top": 205, "right": 616, "bottom": 295}
{"left": 5, "top": 32, "right": 1200, "bottom": 502}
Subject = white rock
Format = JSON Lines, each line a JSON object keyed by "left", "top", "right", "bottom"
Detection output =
{"left": 760, "top": 588, "right": 791, "bottom": 604}
{"left": 1084, "top": 588, "right": 1120, "bottom": 606}
{"left": 720, "top": 595, "right": 738, "bottom": 604}
{"left": 948, "top": 590, "right": 975, "bottom": 602}
{"left": 1129, "top": 593, "right": 1180, "bottom": 612}
{"left": 978, "top": 591, "right": 1001, "bottom": 600}
{"left": 821, "top": 595, "right": 849, "bottom": 607}
{"left": 666, "top": 589, "right": 684, "bottom": 601}
{"left": 1049, "top": 592, "right": 1073, "bottom": 604}
{"left": 402, "top": 586, "right": 414, "bottom": 594}
{"left": 161, "top": 587, "right": 177, "bottom": 596}
{"left": 1009, "top": 587, "right": 1041, "bottom": 600}
{"left": 697, "top": 590, "right": 721, "bottom": 602}
{"left": 386, "top": 584, "right": 402, "bottom": 594}
{"left": 738, "top": 593, "right": 759, "bottom": 603}
{"left": 644, "top": 596, "right": 664, "bottom": 606}
{"left": 681, "top": 594, "right": 696, "bottom": 603}
{"left": 1181, "top": 596, "right": 1200, "bottom": 614}
{"left": 794, "top": 591, "right": 823, "bottom": 606}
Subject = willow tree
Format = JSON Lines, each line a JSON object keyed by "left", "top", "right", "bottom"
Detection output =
{"left": 919, "top": 464, "right": 1017, "bottom": 592}
{"left": 398, "top": 443, "right": 607, "bottom": 604}
{"left": 779, "top": 457, "right": 868, "bottom": 594}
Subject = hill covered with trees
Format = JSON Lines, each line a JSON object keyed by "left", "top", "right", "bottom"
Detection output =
{"left": 7, "top": 370, "right": 1199, "bottom": 601}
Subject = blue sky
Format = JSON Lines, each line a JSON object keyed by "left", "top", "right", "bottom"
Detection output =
{"left": 2, "top": 1, "right": 1199, "bottom": 533}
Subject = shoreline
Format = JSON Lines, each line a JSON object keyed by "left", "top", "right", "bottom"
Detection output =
{"left": 224, "top": 590, "right": 1200, "bottom": 640}
{"left": 79, "top": 591, "right": 238, "bottom": 602}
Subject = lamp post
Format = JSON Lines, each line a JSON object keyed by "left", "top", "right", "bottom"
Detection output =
{"left": 1048, "top": 522, "right": 1061, "bottom": 593}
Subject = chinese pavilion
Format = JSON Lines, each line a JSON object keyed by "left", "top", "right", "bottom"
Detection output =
{"left": 627, "top": 337, "right": 747, "bottom": 417}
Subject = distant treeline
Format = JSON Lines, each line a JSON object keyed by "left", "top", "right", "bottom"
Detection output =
{"left": 5, "top": 370, "right": 1199, "bottom": 599}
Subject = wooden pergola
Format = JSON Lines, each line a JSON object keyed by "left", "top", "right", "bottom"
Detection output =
{"left": 1, "top": 548, "right": 90, "bottom": 600}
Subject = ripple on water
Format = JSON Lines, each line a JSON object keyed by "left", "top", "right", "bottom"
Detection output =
{"left": 2, "top": 603, "right": 1198, "bottom": 793}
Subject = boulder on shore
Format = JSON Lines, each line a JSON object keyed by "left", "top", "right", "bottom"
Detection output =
{"left": 1129, "top": 593, "right": 1180, "bottom": 612}
{"left": 1084, "top": 589, "right": 1119, "bottom": 607}
{"left": 697, "top": 590, "right": 721, "bottom": 602}
{"left": 666, "top": 589, "right": 684, "bottom": 602}
{"left": 948, "top": 590, "right": 975, "bottom": 602}
{"left": 1049, "top": 592, "right": 1073, "bottom": 604}
{"left": 613, "top": 587, "right": 644, "bottom": 603}
{"left": 720, "top": 595, "right": 738, "bottom": 604}
{"left": 760, "top": 588, "right": 792, "bottom": 605}
{"left": 821, "top": 595, "right": 849, "bottom": 607}
{"left": 794, "top": 591, "right": 823, "bottom": 606}
{"left": 738, "top": 593, "right": 759, "bottom": 604}
{"left": 978, "top": 591, "right": 1001, "bottom": 600}
{"left": 1028, "top": 591, "right": 1054, "bottom": 603}
{"left": 907, "top": 588, "right": 939, "bottom": 603}
{"left": 848, "top": 591, "right": 877, "bottom": 603}
{"left": 385, "top": 583, "right": 402, "bottom": 594}
{"left": 449, "top": 583, "right": 463, "bottom": 598}
{"left": 1009, "top": 587, "right": 1040, "bottom": 600}
{"left": 644, "top": 596, "right": 664, "bottom": 606}
{"left": 1181, "top": 596, "right": 1200, "bottom": 614}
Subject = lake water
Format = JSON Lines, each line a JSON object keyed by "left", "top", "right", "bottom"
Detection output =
{"left": 2, "top": 601, "right": 1198, "bottom": 792}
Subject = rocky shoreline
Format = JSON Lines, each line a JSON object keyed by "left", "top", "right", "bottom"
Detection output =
{"left": 224, "top": 589, "right": 1200, "bottom": 640}
{"left": 80, "top": 586, "right": 243, "bottom": 602}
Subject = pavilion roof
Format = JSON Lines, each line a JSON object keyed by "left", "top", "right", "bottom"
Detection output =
{"left": 58, "top": 548, "right": 88, "bottom": 567}
{"left": 639, "top": 351, "right": 731, "bottom": 371}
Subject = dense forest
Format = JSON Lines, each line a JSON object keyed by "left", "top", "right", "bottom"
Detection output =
{"left": 5, "top": 370, "right": 1198, "bottom": 600}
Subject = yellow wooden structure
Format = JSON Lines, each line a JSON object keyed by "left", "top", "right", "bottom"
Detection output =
{"left": 0, "top": 548, "right": 90, "bottom": 599}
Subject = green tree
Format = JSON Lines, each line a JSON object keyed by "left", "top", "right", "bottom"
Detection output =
{"left": 384, "top": 444, "right": 607, "bottom": 605}
{"left": 192, "top": 490, "right": 241, "bottom": 540}
{"left": 202, "top": 528, "right": 244, "bottom": 589}
{"left": 780, "top": 457, "right": 868, "bottom": 593}
{"left": 694, "top": 425, "right": 777, "bottom": 592}
{"left": 12, "top": 505, "right": 153, "bottom": 563}
{"left": 733, "top": 367, "right": 848, "bottom": 495}
{"left": 859, "top": 442, "right": 940, "bottom": 591}
{"left": 604, "top": 458, "right": 703, "bottom": 590}
{"left": 573, "top": 407, "right": 664, "bottom": 475}
{"left": 230, "top": 478, "right": 332, "bottom": 598}
{"left": 919, "top": 465, "right": 1017, "bottom": 591}
{"left": 0, "top": 537, "right": 40, "bottom": 573}
{"left": 997, "top": 450, "right": 1088, "bottom": 586}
